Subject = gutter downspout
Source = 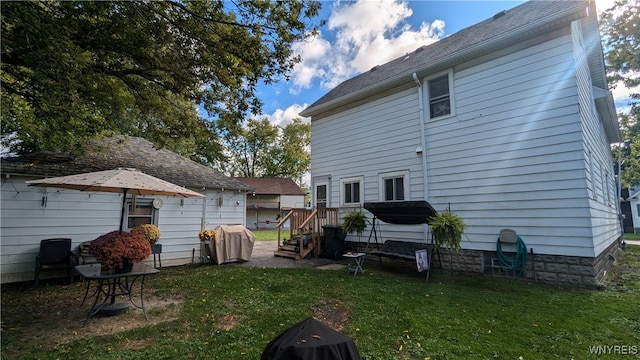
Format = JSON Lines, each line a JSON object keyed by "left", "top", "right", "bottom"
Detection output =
{"left": 413, "top": 72, "right": 430, "bottom": 241}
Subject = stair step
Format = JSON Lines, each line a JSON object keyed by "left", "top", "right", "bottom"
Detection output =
{"left": 279, "top": 245, "right": 298, "bottom": 252}
{"left": 274, "top": 250, "right": 298, "bottom": 259}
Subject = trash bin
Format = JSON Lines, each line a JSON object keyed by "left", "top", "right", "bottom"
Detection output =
{"left": 322, "top": 225, "right": 346, "bottom": 260}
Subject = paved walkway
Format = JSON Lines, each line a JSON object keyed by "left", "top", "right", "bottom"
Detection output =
{"left": 240, "top": 241, "right": 341, "bottom": 269}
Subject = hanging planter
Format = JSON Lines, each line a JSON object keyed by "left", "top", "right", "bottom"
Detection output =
{"left": 429, "top": 208, "right": 466, "bottom": 252}
{"left": 341, "top": 211, "right": 367, "bottom": 237}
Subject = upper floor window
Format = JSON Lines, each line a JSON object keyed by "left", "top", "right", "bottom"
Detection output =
{"left": 340, "top": 176, "right": 363, "bottom": 206}
{"left": 379, "top": 171, "right": 408, "bottom": 201}
{"left": 428, "top": 73, "right": 452, "bottom": 119}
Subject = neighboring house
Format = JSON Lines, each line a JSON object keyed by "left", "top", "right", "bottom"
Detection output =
{"left": 300, "top": 1, "right": 622, "bottom": 287}
{"left": 626, "top": 187, "right": 640, "bottom": 233}
{"left": 0, "top": 135, "right": 251, "bottom": 283}
{"left": 235, "top": 177, "right": 306, "bottom": 229}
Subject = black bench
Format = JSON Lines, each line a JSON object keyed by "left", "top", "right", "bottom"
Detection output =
{"left": 370, "top": 240, "right": 432, "bottom": 261}
{"left": 370, "top": 240, "right": 441, "bottom": 278}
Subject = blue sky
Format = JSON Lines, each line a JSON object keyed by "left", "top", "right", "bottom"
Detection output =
{"left": 256, "top": 0, "right": 628, "bottom": 127}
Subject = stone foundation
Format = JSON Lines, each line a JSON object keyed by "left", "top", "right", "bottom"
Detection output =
{"left": 432, "top": 238, "right": 625, "bottom": 288}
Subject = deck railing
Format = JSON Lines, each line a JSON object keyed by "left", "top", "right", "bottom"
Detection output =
{"left": 275, "top": 208, "right": 339, "bottom": 258}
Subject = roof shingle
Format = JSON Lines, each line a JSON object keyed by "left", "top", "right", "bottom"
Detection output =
{"left": 300, "top": 0, "right": 591, "bottom": 117}
{"left": 235, "top": 177, "right": 305, "bottom": 195}
{"left": 1, "top": 135, "right": 251, "bottom": 191}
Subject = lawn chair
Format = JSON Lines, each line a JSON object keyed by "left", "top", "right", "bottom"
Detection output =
{"left": 34, "top": 238, "right": 75, "bottom": 287}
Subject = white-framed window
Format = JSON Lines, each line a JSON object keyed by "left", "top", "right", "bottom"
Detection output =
{"left": 340, "top": 176, "right": 363, "bottom": 206}
{"left": 379, "top": 171, "right": 409, "bottom": 201}
{"left": 124, "top": 198, "right": 159, "bottom": 230}
{"left": 427, "top": 71, "right": 454, "bottom": 119}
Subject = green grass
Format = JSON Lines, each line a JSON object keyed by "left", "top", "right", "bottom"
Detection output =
{"left": 2, "top": 246, "right": 639, "bottom": 360}
{"left": 252, "top": 229, "right": 279, "bottom": 241}
{"left": 625, "top": 232, "right": 640, "bottom": 240}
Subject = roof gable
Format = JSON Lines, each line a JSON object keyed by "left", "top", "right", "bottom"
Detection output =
{"left": 301, "top": 0, "right": 593, "bottom": 117}
{"left": 235, "top": 177, "right": 305, "bottom": 195}
{"left": 1, "top": 135, "right": 251, "bottom": 191}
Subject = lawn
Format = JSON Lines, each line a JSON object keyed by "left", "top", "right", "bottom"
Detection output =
{"left": 625, "top": 232, "right": 640, "bottom": 241}
{"left": 252, "top": 229, "right": 280, "bottom": 241}
{"left": 2, "top": 246, "right": 639, "bottom": 360}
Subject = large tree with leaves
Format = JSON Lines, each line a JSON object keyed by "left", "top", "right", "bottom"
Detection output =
{"left": 216, "top": 118, "right": 310, "bottom": 182}
{"left": 1, "top": 0, "right": 321, "bottom": 159}
{"left": 600, "top": 0, "right": 640, "bottom": 188}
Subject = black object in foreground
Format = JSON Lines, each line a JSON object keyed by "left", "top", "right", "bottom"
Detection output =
{"left": 261, "top": 317, "right": 361, "bottom": 360}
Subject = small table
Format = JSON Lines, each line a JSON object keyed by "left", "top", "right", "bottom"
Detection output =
{"left": 343, "top": 252, "right": 366, "bottom": 275}
{"left": 75, "top": 263, "right": 159, "bottom": 326}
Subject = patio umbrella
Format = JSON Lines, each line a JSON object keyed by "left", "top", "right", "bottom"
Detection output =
{"left": 26, "top": 168, "right": 205, "bottom": 232}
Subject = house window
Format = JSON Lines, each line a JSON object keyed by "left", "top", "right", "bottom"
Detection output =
{"left": 125, "top": 199, "right": 158, "bottom": 230}
{"left": 340, "top": 177, "right": 363, "bottom": 206}
{"left": 428, "top": 74, "right": 451, "bottom": 119}
{"left": 379, "top": 171, "right": 408, "bottom": 201}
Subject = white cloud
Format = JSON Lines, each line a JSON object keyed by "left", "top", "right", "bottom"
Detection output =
{"left": 290, "top": 0, "right": 445, "bottom": 91}
{"left": 265, "top": 103, "right": 310, "bottom": 127}
{"left": 290, "top": 34, "right": 331, "bottom": 91}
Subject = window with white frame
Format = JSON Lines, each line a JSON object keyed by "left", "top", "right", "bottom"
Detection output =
{"left": 428, "top": 73, "right": 453, "bottom": 119}
{"left": 124, "top": 199, "right": 158, "bottom": 230}
{"left": 379, "top": 171, "right": 408, "bottom": 201}
{"left": 340, "top": 177, "right": 363, "bottom": 206}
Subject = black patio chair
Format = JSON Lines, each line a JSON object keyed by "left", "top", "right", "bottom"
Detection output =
{"left": 34, "top": 238, "right": 75, "bottom": 287}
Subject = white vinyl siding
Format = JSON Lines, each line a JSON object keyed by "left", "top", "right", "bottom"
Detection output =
{"left": 310, "top": 22, "right": 620, "bottom": 257}
{"left": 0, "top": 177, "right": 245, "bottom": 283}
{"left": 571, "top": 19, "right": 622, "bottom": 255}
{"left": 423, "top": 32, "right": 595, "bottom": 256}
{"left": 311, "top": 86, "right": 426, "bottom": 241}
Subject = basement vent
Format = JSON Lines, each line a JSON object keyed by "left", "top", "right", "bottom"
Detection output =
{"left": 493, "top": 10, "right": 506, "bottom": 20}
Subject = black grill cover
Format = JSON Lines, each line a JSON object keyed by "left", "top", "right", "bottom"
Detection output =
{"left": 364, "top": 201, "right": 437, "bottom": 225}
{"left": 261, "top": 317, "right": 361, "bottom": 360}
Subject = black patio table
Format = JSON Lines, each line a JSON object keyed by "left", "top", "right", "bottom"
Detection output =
{"left": 74, "top": 263, "right": 159, "bottom": 326}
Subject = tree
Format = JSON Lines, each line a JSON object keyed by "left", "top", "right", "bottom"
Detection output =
{"left": 600, "top": 0, "right": 640, "bottom": 188}
{"left": 1, "top": 1, "right": 322, "bottom": 158}
{"left": 216, "top": 118, "right": 310, "bottom": 181}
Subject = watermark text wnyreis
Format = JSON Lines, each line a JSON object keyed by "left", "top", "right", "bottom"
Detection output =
{"left": 589, "top": 345, "right": 638, "bottom": 355}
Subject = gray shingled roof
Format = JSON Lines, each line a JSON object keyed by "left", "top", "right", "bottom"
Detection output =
{"left": 300, "top": 0, "right": 595, "bottom": 117}
{"left": 1, "top": 135, "right": 251, "bottom": 191}
{"left": 235, "top": 177, "right": 305, "bottom": 195}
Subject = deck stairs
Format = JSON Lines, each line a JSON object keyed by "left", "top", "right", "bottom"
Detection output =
{"left": 274, "top": 208, "right": 339, "bottom": 260}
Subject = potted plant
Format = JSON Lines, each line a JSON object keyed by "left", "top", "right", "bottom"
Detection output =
{"left": 429, "top": 208, "right": 466, "bottom": 252}
{"left": 198, "top": 229, "right": 216, "bottom": 242}
{"left": 342, "top": 211, "right": 368, "bottom": 239}
{"left": 93, "top": 232, "right": 152, "bottom": 272}
{"left": 132, "top": 224, "right": 162, "bottom": 254}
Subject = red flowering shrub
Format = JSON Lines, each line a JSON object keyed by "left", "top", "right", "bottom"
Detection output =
{"left": 95, "top": 233, "right": 152, "bottom": 270}
{"left": 89, "top": 231, "right": 126, "bottom": 256}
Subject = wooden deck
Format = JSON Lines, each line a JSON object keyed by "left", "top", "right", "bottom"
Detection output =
{"left": 274, "top": 208, "right": 339, "bottom": 260}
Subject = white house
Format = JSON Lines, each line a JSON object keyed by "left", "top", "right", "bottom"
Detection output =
{"left": 0, "top": 135, "right": 251, "bottom": 284}
{"left": 627, "top": 187, "right": 640, "bottom": 233}
{"left": 300, "top": 0, "right": 622, "bottom": 287}
{"left": 235, "top": 177, "right": 306, "bottom": 229}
